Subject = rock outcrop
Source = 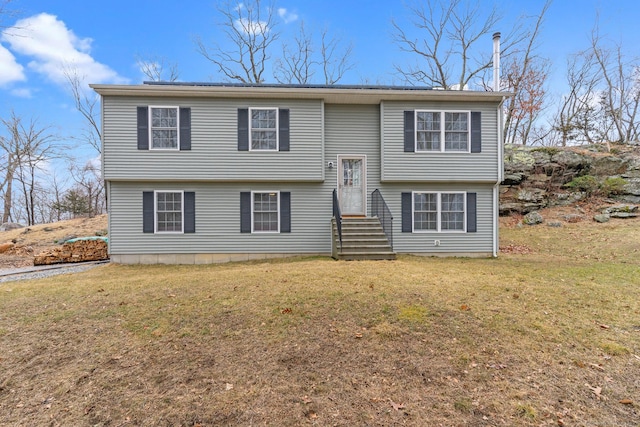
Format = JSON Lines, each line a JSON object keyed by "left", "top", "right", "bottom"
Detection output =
{"left": 501, "top": 144, "right": 640, "bottom": 215}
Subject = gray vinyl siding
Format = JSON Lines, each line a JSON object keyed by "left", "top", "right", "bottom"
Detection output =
{"left": 108, "top": 181, "right": 333, "bottom": 255}
{"left": 324, "top": 104, "right": 382, "bottom": 214}
{"left": 324, "top": 104, "right": 493, "bottom": 254}
{"left": 102, "top": 96, "right": 323, "bottom": 182}
{"left": 375, "top": 183, "right": 495, "bottom": 253}
{"left": 105, "top": 98, "right": 497, "bottom": 258}
{"left": 381, "top": 100, "right": 500, "bottom": 182}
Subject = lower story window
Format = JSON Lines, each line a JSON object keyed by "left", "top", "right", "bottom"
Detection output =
{"left": 156, "top": 191, "right": 183, "bottom": 232}
{"left": 413, "top": 192, "right": 465, "bottom": 232}
{"left": 253, "top": 191, "right": 279, "bottom": 232}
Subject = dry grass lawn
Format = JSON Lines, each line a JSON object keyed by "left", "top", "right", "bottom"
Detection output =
{"left": 1, "top": 218, "right": 639, "bottom": 426}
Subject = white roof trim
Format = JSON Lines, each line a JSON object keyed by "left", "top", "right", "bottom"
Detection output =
{"left": 90, "top": 84, "right": 511, "bottom": 104}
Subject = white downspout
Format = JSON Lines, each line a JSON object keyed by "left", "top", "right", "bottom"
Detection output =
{"left": 493, "top": 32, "right": 502, "bottom": 257}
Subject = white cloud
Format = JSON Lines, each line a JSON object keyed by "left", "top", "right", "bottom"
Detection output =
{"left": 0, "top": 42, "right": 25, "bottom": 85}
{"left": 10, "top": 88, "right": 32, "bottom": 98}
{"left": 278, "top": 8, "right": 298, "bottom": 24}
{"left": 234, "top": 18, "right": 270, "bottom": 35}
{"left": 1, "top": 13, "right": 127, "bottom": 87}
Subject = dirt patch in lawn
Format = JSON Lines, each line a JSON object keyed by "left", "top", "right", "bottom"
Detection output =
{"left": 1, "top": 217, "right": 639, "bottom": 426}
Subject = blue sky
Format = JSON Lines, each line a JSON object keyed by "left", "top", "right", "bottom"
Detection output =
{"left": 1, "top": 0, "right": 639, "bottom": 164}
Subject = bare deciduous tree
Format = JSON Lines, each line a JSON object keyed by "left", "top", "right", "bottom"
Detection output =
{"left": 274, "top": 21, "right": 354, "bottom": 85}
{"left": 274, "top": 21, "right": 314, "bottom": 84}
{"left": 64, "top": 66, "right": 102, "bottom": 153}
{"left": 553, "top": 22, "right": 640, "bottom": 147}
{"left": 68, "top": 160, "right": 105, "bottom": 217}
{"left": 136, "top": 55, "right": 180, "bottom": 82}
{"left": 320, "top": 27, "right": 354, "bottom": 85}
{"left": 589, "top": 27, "right": 640, "bottom": 143}
{"left": 554, "top": 51, "right": 602, "bottom": 146}
{"left": 501, "top": 1, "right": 551, "bottom": 145}
{"left": 195, "top": 0, "right": 279, "bottom": 84}
{"left": 0, "top": 112, "right": 58, "bottom": 225}
{"left": 392, "top": 0, "right": 527, "bottom": 90}
{"left": 502, "top": 57, "right": 550, "bottom": 145}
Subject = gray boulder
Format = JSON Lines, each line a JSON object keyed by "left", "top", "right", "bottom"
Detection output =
{"left": 610, "top": 212, "right": 639, "bottom": 219}
{"left": 523, "top": 211, "right": 544, "bottom": 225}
{"left": 593, "top": 214, "right": 610, "bottom": 223}
{"left": 622, "top": 178, "right": 640, "bottom": 196}
{"left": 551, "top": 150, "right": 591, "bottom": 170}
{"left": 0, "top": 222, "right": 25, "bottom": 231}
{"left": 591, "top": 156, "right": 628, "bottom": 176}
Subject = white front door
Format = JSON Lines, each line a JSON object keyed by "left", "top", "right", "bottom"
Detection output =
{"left": 338, "top": 155, "right": 367, "bottom": 216}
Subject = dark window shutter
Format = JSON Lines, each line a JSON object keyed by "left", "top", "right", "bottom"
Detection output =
{"left": 280, "top": 191, "right": 291, "bottom": 232}
{"left": 179, "top": 107, "right": 191, "bottom": 150}
{"left": 404, "top": 111, "right": 415, "bottom": 152}
{"left": 401, "top": 192, "right": 413, "bottom": 232}
{"left": 238, "top": 108, "right": 249, "bottom": 151}
{"left": 466, "top": 192, "right": 477, "bottom": 232}
{"left": 137, "top": 106, "right": 149, "bottom": 150}
{"left": 240, "top": 192, "right": 251, "bottom": 233}
{"left": 470, "top": 111, "right": 481, "bottom": 153}
{"left": 184, "top": 192, "right": 195, "bottom": 233}
{"left": 143, "top": 191, "right": 154, "bottom": 233}
{"left": 279, "top": 109, "right": 290, "bottom": 151}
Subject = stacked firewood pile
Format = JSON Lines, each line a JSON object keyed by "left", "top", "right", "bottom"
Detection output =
{"left": 34, "top": 238, "right": 108, "bottom": 266}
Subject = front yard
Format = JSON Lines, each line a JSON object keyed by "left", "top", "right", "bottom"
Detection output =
{"left": 1, "top": 219, "right": 639, "bottom": 425}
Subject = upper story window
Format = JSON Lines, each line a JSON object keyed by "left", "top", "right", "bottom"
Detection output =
{"left": 237, "top": 108, "right": 290, "bottom": 152}
{"left": 250, "top": 108, "right": 278, "bottom": 150}
{"left": 416, "top": 111, "right": 469, "bottom": 152}
{"left": 150, "top": 107, "right": 179, "bottom": 150}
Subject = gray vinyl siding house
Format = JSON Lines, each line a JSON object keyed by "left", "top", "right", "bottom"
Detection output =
{"left": 91, "top": 83, "right": 508, "bottom": 264}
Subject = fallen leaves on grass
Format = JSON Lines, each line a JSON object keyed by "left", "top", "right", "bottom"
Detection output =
{"left": 586, "top": 384, "right": 605, "bottom": 400}
{"left": 390, "top": 399, "right": 406, "bottom": 411}
{"left": 619, "top": 399, "right": 634, "bottom": 405}
{"left": 500, "top": 244, "right": 533, "bottom": 254}
{"left": 460, "top": 304, "right": 470, "bottom": 311}
{"left": 280, "top": 307, "right": 292, "bottom": 314}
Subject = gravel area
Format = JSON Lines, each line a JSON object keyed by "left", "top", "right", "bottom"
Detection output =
{"left": 0, "top": 262, "right": 107, "bottom": 284}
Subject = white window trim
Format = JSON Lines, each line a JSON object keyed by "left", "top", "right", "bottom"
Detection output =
{"left": 251, "top": 190, "right": 280, "bottom": 233}
{"left": 149, "top": 106, "right": 180, "bottom": 151}
{"left": 249, "top": 107, "right": 279, "bottom": 151}
{"left": 154, "top": 190, "right": 184, "bottom": 234}
{"left": 412, "top": 191, "right": 466, "bottom": 233}
{"left": 414, "top": 110, "right": 471, "bottom": 153}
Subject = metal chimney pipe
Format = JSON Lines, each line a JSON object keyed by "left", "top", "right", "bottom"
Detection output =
{"left": 493, "top": 32, "right": 501, "bottom": 91}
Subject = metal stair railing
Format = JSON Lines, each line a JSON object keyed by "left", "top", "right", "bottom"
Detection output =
{"left": 371, "top": 189, "right": 393, "bottom": 250}
{"left": 332, "top": 189, "right": 343, "bottom": 245}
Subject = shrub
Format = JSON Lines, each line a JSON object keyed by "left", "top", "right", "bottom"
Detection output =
{"left": 531, "top": 147, "right": 560, "bottom": 155}
{"left": 565, "top": 175, "right": 599, "bottom": 195}
{"left": 600, "top": 177, "right": 627, "bottom": 196}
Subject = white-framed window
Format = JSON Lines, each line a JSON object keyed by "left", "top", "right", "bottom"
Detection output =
{"left": 155, "top": 191, "right": 183, "bottom": 233}
{"left": 250, "top": 108, "right": 278, "bottom": 150}
{"left": 415, "top": 111, "right": 470, "bottom": 152}
{"left": 252, "top": 191, "right": 279, "bottom": 232}
{"left": 413, "top": 191, "right": 466, "bottom": 232}
{"left": 150, "top": 106, "right": 179, "bottom": 150}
